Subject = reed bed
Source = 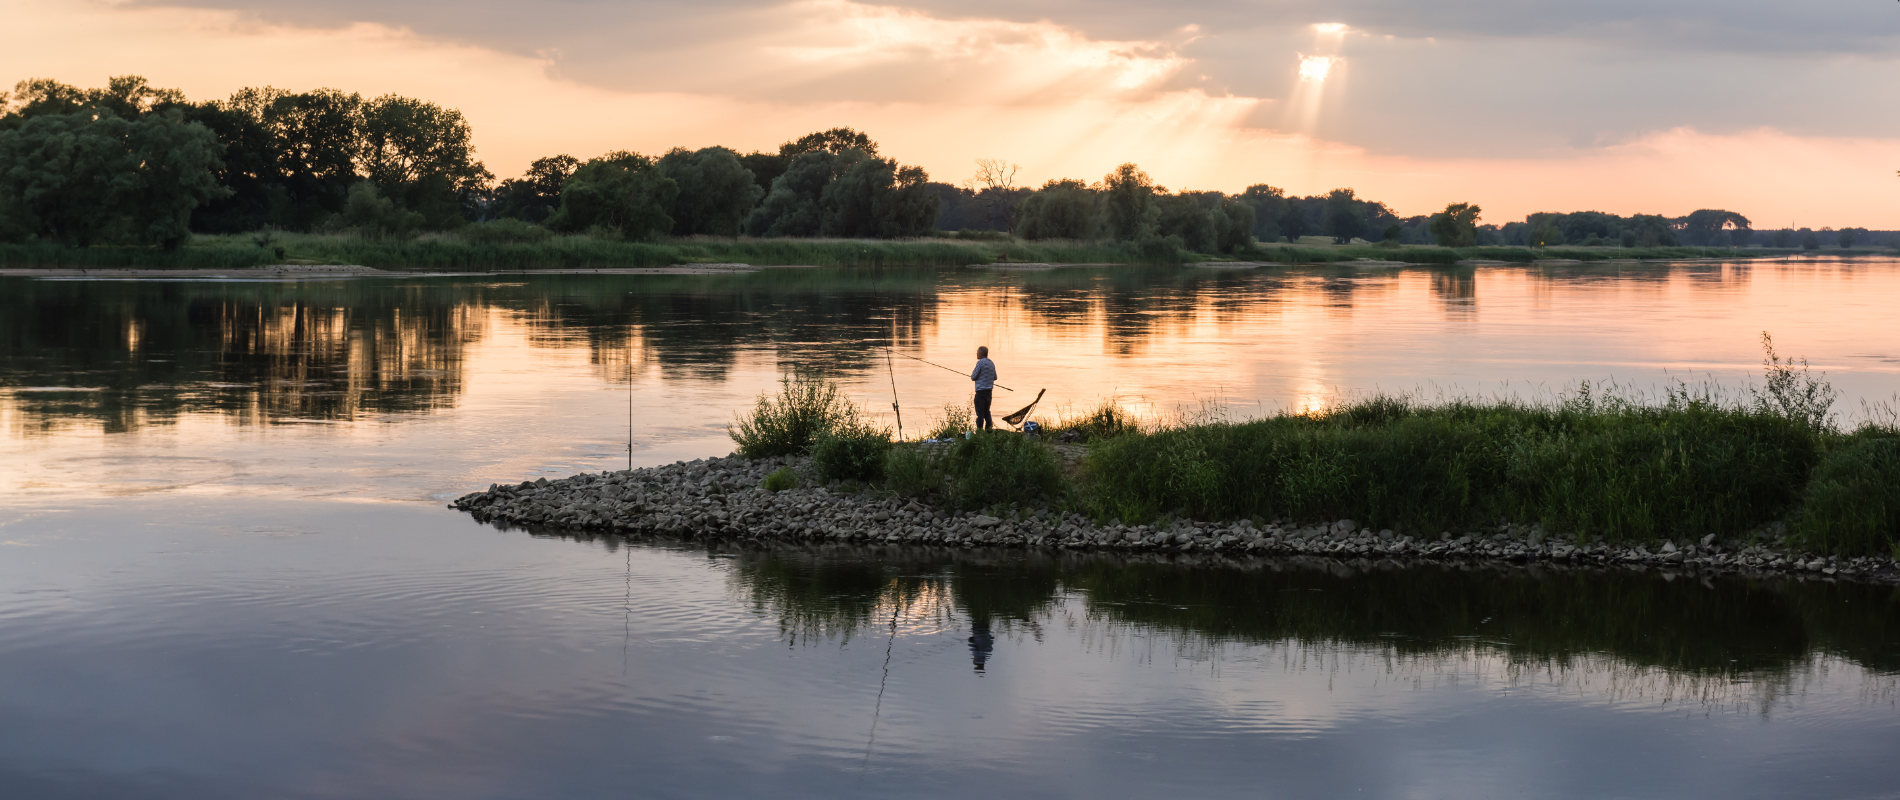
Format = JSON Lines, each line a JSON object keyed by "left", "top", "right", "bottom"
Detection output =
{"left": 7, "top": 229, "right": 1844, "bottom": 270}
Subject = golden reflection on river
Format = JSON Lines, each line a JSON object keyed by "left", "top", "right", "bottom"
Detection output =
{"left": 2, "top": 258, "right": 1897, "bottom": 503}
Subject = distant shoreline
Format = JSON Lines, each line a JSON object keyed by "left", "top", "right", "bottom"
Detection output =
{"left": 2, "top": 233, "right": 1883, "bottom": 273}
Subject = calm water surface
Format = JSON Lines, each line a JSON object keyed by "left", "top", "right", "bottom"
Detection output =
{"left": 2, "top": 259, "right": 1898, "bottom": 798}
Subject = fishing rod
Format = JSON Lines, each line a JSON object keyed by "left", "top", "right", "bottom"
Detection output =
{"left": 884, "top": 347, "right": 904, "bottom": 439}
{"left": 887, "top": 349, "right": 1014, "bottom": 392}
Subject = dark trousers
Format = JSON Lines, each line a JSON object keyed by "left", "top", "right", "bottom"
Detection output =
{"left": 974, "top": 389, "right": 993, "bottom": 430}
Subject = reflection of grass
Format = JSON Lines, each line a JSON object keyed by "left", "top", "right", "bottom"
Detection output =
{"left": 532, "top": 528, "right": 1900, "bottom": 683}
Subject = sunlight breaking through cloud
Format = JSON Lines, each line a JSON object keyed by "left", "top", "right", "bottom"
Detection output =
{"left": 1298, "top": 55, "right": 1335, "bottom": 82}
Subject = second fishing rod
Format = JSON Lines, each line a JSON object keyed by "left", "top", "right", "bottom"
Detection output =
{"left": 887, "top": 349, "right": 1015, "bottom": 392}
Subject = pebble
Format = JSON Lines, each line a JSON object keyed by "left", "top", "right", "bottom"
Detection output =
{"left": 448, "top": 454, "right": 1900, "bottom": 585}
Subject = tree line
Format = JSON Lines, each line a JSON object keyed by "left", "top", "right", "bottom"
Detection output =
{"left": 0, "top": 76, "right": 1884, "bottom": 252}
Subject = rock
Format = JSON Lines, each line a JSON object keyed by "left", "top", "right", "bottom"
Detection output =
{"left": 447, "top": 454, "right": 1900, "bottom": 586}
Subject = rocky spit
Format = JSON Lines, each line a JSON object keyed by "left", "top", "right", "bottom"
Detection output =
{"left": 452, "top": 454, "right": 1900, "bottom": 584}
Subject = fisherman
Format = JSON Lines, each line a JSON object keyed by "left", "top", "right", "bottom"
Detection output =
{"left": 970, "top": 346, "right": 996, "bottom": 430}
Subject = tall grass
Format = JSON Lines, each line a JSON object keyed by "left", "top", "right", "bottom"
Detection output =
{"left": 0, "top": 229, "right": 1846, "bottom": 270}
{"left": 1050, "top": 400, "right": 1143, "bottom": 442}
{"left": 0, "top": 240, "right": 276, "bottom": 268}
{"left": 1080, "top": 392, "right": 1822, "bottom": 541}
{"left": 1069, "top": 340, "right": 1900, "bottom": 554}
{"left": 1793, "top": 434, "right": 1900, "bottom": 556}
{"left": 740, "top": 344, "right": 1894, "bottom": 553}
{"left": 885, "top": 432, "right": 1063, "bottom": 511}
{"left": 280, "top": 232, "right": 1178, "bottom": 269}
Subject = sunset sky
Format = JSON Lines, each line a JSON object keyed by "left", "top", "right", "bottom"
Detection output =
{"left": 4, "top": 0, "right": 1896, "bottom": 226}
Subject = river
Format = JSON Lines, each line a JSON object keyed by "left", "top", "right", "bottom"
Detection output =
{"left": 2, "top": 257, "right": 1897, "bottom": 798}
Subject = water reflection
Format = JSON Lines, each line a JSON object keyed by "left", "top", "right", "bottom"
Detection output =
{"left": 1430, "top": 268, "right": 1477, "bottom": 316}
{"left": 532, "top": 529, "right": 1900, "bottom": 702}
{"left": 0, "top": 279, "right": 480, "bottom": 430}
{"left": 3, "top": 257, "right": 1894, "bottom": 438}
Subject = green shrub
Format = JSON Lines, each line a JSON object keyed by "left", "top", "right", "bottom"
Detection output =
{"left": 883, "top": 445, "right": 943, "bottom": 496}
{"left": 762, "top": 466, "right": 800, "bottom": 492}
{"left": 729, "top": 370, "right": 856, "bottom": 458}
{"left": 812, "top": 420, "right": 893, "bottom": 482}
{"left": 942, "top": 431, "right": 1063, "bottom": 510}
{"left": 1794, "top": 436, "right": 1900, "bottom": 555}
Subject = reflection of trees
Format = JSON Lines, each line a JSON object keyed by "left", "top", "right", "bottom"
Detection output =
{"left": 525, "top": 527, "right": 1900, "bottom": 687}
{"left": 0, "top": 278, "right": 482, "bottom": 431}
{"left": 0, "top": 259, "right": 1814, "bottom": 434}
{"left": 719, "top": 545, "right": 1061, "bottom": 646}
{"left": 505, "top": 271, "right": 941, "bottom": 384}
{"left": 1005, "top": 267, "right": 1283, "bottom": 358}
{"left": 1430, "top": 268, "right": 1476, "bottom": 316}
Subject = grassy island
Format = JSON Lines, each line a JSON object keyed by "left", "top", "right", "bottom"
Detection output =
{"left": 728, "top": 340, "right": 1899, "bottom": 558}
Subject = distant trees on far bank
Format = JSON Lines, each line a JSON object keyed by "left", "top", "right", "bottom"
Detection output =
{"left": 2, "top": 75, "right": 1891, "bottom": 253}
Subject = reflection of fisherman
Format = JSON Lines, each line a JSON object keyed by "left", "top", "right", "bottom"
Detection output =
{"left": 970, "top": 346, "right": 996, "bottom": 430}
{"left": 967, "top": 614, "right": 993, "bottom": 672}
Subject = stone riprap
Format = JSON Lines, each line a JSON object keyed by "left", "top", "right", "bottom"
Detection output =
{"left": 451, "top": 454, "right": 1900, "bottom": 584}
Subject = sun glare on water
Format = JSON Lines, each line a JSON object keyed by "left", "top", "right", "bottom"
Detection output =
{"left": 1298, "top": 55, "right": 1334, "bottom": 82}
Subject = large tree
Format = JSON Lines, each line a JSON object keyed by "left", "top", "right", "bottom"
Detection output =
{"left": 1100, "top": 163, "right": 1157, "bottom": 241}
{"left": 819, "top": 155, "right": 937, "bottom": 238}
{"left": 0, "top": 110, "right": 226, "bottom": 248}
{"left": 657, "top": 146, "right": 763, "bottom": 236}
{"left": 1014, "top": 179, "right": 1099, "bottom": 240}
{"left": 1214, "top": 198, "right": 1255, "bottom": 253}
{"left": 1679, "top": 209, "right": 1750, "bottom": 247}
{"left": 781, "top": 127, "right": 878, "bottom": 158}
{"left": 745, "top": 149, "right": 860, "bottom": 237}
{"left": 546, "top": 151, "right": 677, "bottom": 240}
{"left": 1157, "top": 191, "right": 1220, "bottom": 253}
{"left": 1238, "top": 184, "right": 1287, "bottom": 242}
{"left": 490, "top": 154, "right": 580, "bottom": 223}
{"left": 743, "top": 142, "right": 938, "bottom": 238}
{"left": 1429, "top": 202, "right": 1481, "bottom": 247}
{"left": 1324, "top": 188, "right": 1364, "bottom": 244}
{"left": 357, "top": 94, "right": 491, "bottom": 227}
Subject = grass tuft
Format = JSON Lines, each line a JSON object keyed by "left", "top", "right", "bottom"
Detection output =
{"left": 729, "top": 370, "right": 858, "bottom": 458}
{"left": 762, "top": 466, "right": 800, "bottom": 492}
{"left": 1053, "top": 400, "right": 1143, "bottom": 442}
